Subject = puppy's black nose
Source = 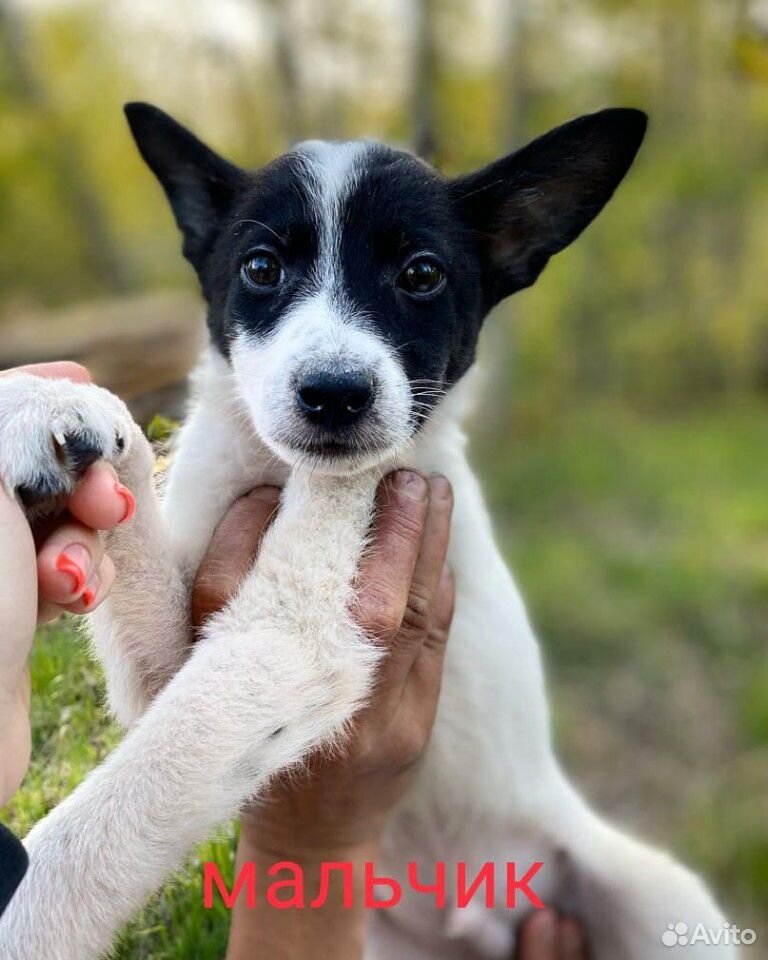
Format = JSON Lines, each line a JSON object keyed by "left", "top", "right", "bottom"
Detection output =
{"left": 296, "top": 370, "right": 374, "bottom": 430}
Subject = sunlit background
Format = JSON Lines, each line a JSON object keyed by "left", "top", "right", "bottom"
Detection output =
{"left": 2, "top": 0, "right": 767, "bottom": 954}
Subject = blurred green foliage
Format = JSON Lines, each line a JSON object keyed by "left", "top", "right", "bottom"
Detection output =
{"left": 2, "top": 0, "right": 767, "bottom": 952}
{"left": 2, "top": 0, "right": 768, "bottom": 406}
{"left": 144, "top": 414, "right": 179, "bottom": 445}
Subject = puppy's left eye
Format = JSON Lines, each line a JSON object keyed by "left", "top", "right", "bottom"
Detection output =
{"left": 241, "top": 250, "right": 284, "bottom": 290}
{"left": 397, "top": 255, "right": 446, "bottom": 297}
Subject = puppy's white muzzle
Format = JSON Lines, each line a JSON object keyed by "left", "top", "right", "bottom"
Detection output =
{"left": 230, "top": 293, "right": 414, "bottom": 473}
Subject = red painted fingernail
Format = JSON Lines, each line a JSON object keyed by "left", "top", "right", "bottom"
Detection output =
{"left": 115, "top": 483, "right": 136, "bottom": 524}
{"left": 81, "top": 587, "right": 96, "bottom": 609}
{"left": 55, "top": 547, "right": 89, "bottom": 595}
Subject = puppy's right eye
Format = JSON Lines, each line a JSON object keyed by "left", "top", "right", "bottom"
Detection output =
{"left": 241, "top": 250, "right": 283, "bottom": 290}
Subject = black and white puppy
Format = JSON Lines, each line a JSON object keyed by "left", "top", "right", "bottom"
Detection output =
{"left": 0, "top": 106, "right": 732, "bottom": 960}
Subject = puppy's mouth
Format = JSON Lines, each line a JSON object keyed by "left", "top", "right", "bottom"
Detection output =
{"left": 284, "top": 433, "right": 395, "bottom": 467}
{"left": 265, "top": 423, "right": 403, "bottom": 474}
{"left": 293, "top": 437, "right": 365, "bottom": 457}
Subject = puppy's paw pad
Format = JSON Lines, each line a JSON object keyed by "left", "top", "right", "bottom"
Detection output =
{"left": 55, "top": 430, "right": 106, "bottom": 475}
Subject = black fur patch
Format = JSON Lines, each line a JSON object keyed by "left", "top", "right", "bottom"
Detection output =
{"left": 126, "top": 104, "right": 647, "bottom": 415}
{"left": 204, "top": 153, "right": 321, "bottom": 355}
{"left": 336, "top": 146, "right": 484, "bottom": 396}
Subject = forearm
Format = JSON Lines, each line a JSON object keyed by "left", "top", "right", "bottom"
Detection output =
{"left": 0, "top": 681, "right": 30, "bottom": 807}
{"left": 0, "top": 488, "right": 36, "bottom": 806}
{"left": 226, "top": 832, "right": 376, "bottom": 960}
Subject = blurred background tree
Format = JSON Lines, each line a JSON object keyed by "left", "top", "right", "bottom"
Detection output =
{"left": 3, "top": 0, "right": 768, "bottom": 407}
{"left": 1, "top": 1, "right": 767, "bottom": 955}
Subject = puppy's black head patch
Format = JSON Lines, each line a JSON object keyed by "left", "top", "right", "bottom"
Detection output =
{"left": 126, "top": 103, "right": 647, "bottom": 415}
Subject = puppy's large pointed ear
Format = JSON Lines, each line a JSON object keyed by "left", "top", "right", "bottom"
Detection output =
{"left": 449, "top": 108, "right": 647, "bottom": 307}
{"left": 124, "top": 102, "right": 246, "bottom": 272}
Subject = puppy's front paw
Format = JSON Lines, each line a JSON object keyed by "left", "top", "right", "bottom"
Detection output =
{"left": 0, "top": 373, "right": 147, "bottom": 517}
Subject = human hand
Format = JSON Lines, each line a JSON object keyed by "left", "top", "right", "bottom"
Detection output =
{"left": 0, "top": 362, "right": 135, "bottom": 806}
{"left": 516, "top": 910, "right": 589, "bottom": 959}
{"left": 192, "top": 470, "right": 453, "bottom": 859}
{"left": 192, "top": 471, "right": 453, "bottom": 960}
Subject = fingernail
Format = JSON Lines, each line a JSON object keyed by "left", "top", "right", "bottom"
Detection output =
{"left": 114, "top": 483, "right": 136, "bottom": 524}
{"left": 249, "top": 485, "right": 282, "bottom": 502}
{"left": 81, "top": 573, "right": 101, "bottom": 610}
{"left": 55, "top": 545, "right": 90, "bottom": 595}
{"left": 429, "top": 473, "right": 453, "bottom": 503}
{"left": 392, "top": 470, "right": 428, "bottom": 501}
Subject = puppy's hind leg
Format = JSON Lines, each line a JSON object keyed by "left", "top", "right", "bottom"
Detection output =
{"left": 91, "top": 368, "right": 288, "bottom": 728}
{"left": 87, "top": 430, "right": 193, "bottom": 727}
{"left": 545, "top": 780, "right": 734, "bottom": 959}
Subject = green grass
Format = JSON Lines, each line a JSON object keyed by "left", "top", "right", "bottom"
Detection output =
{"left": 3, "top": 623, "right": 237, "bottom": 959}
{"left": 5, "top": 399, "right": 767, "bottom": 953}
{"left": 476, "top": 398, "right": 768, "bottom": 930}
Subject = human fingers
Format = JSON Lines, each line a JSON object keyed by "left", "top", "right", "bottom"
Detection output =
{"left": 377, "top": 474, "right": 453, "bottom": 689}
{"left": 61, "top": 553, "right": 116, "bottom": 615}
{"left": 67, "top": 461, "right": 135, "bottom": 530}
{"left": 515, "top": 910, "right": 558, "bottom": 960}
{"left": 0, "top": 485, "right": 37, "bottom": 677}
{"left": 430, "top": 564, "right": 455, "bottom": 648}
{"left": 0, "top": 361, "right": 91, "bottom": 383}
{"left": 36, "top": 520, "right": 105, "bottom": 607}
{"left": 192, "top": 486, "right": 281, "bottom": 629}
{"left": 353, "top": 470, "right": 429, "bottom": 643}
{"left": 559, "top": 917, "right": 589, "bottom": 960}
{"left": 405, "top": 564, "right": 454, "bottom": 728}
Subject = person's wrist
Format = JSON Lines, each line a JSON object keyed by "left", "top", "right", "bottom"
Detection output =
{"left": 238, "top": 810, "right": 381, "bottom": 869}
{"left": 241, "top": 801, "right": 391, "bottom": 858}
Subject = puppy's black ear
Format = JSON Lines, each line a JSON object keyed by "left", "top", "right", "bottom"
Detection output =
{"left": 125, "top": 102, "right": 246, "bottom": 272}
{"left": 449, "top": 108, "right": 647, "bottom": 307}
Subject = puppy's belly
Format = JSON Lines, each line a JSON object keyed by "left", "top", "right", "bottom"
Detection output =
{"left": 377, "top": 818, "right": 565, "bottom": 959}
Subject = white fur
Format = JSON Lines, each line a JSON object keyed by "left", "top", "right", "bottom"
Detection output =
{"left": 295, "top": 139, "right": 368, "bottom": 290}
{"left": 0, "top": 374, "right": 134, "bottom": 503}
{"left": 0, "top": 355, "right": 732, "bottom": 959}
{"left": 230, "top": 292, "right": 413, "bottom": 473}
{"left": 0, "top": 142, "right": 734, "bottom": 958}
{"left": 0, "top": 373, "right": 380, "bottom": 958}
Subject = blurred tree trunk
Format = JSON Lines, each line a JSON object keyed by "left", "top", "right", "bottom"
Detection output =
{"left": 481, "top": 0, "right": 535, "bottom": 438}
{"left": 500, "top": 0, "right": 530, "bottom": 150}
{"left": 0, "top": 1, "right": 134, "bottom": 294}
{"left": 656, "top": 0, "right": 704, "bottom": 377}
{"left": 320, "top": 0, "right": 347, "bottom": 139}
{"left": 412, "top": 0, "right": 439, "bottom": 160}
{"left": 262, "top": 0, "right": 304, "bottom": 146}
